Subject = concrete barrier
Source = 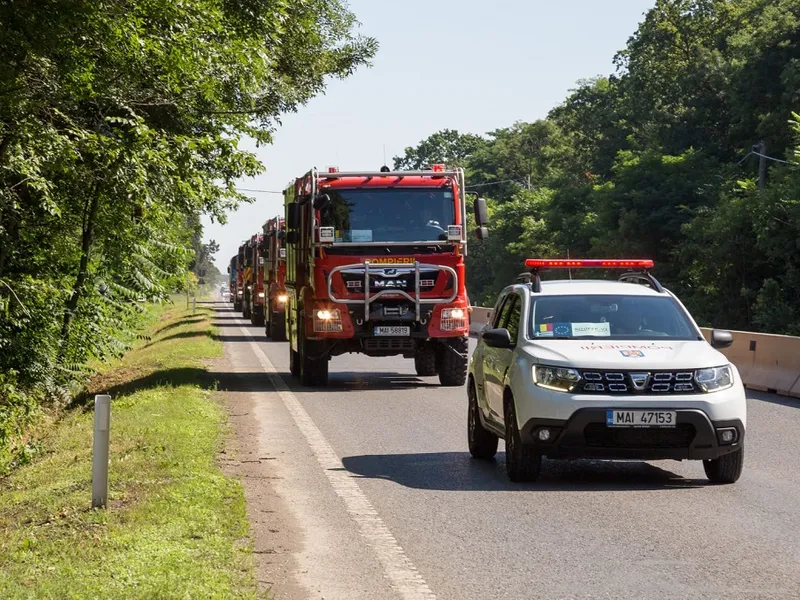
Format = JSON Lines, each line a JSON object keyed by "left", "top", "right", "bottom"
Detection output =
{"left": 469, "top": 306, "right": 800, "bottom": 399}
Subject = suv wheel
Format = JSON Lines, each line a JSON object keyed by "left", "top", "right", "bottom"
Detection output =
{"left": 703, "top": 447, "right": 744, "bottom": 484}
{"left": 504, "top": 393, "right": 541, "bottom": 482}
{"left": 468, "top": 379, "right": 498, "bottom": 459}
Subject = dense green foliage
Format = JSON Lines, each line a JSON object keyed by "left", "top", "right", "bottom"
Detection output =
{"left": 0, "top": 0, "right": 375, "bottom": 458}
{"left": 397, "top": 0, "right": 800, "bottom": 334}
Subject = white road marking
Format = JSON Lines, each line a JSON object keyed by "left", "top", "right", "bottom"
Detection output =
{"left": 239, "top": 325, "right": 437, "bottom": 600}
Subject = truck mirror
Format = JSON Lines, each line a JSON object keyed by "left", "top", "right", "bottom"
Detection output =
{"left": 474, "top": 226, "right": 489, "bottom": 241}
{"left": 313, "top": 193, "right": 331, "bottom": 210}
{"left": 277, "top": 230, "right": 285, "bottom": 241}
{"left": 287, "top": 203, "right": 299, "bottom": 229}
{"left": 474, "top": 197, "right": 489, "bottom": 226}
{"left": 227, "top": 266, "right": 230, "bottom": 273}
{"left": 286, "top": 231, "right": 298, "bottom": 244}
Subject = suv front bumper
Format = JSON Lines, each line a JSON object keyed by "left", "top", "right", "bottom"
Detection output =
{"left": 520, "top": 408, "right": 744, "bottom": 461}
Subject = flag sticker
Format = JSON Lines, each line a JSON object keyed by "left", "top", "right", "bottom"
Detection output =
{"left": 620, "top": 350, "right": 645, "bottom": 358}
{"left": 539, "top": 323, "right": 553, "bottom": 333}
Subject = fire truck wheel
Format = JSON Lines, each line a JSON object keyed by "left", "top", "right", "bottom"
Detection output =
{"left": 270, "top": 308, "right": 287, "bottom": 341}
{"left": 437, "top": 336, "right": 468, "bottom": 387}
{"left": 289, "top": 346, "right": 300, "bottom": 377}
{"left": 234, "top": 300, "right": 242, "bottom": 312}
{"left": 299, "top": 331, "right": 329, "bottom": 387}
{"left": 414, "top": 346, "right": 437, "bottom": 377}
{"left": 253, "top": 307, "right": 265, "bottom": 327}
{"left": 243, "top": 303, "right": 251, "bottom": 319}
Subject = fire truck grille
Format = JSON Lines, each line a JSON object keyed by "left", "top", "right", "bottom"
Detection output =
{"left": 363, "top": 338, "right": 416, "bottom": 352}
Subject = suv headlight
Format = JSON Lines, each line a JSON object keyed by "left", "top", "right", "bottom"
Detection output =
{"left": 695, "top": 365, "right": 733, "bottom": 392}
{"left": 533, "top": 365, "right": 581, "bottom": 392}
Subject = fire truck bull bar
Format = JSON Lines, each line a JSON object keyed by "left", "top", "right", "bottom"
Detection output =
{"left": 326, "top": 261, "right": 459, "bottom": 322}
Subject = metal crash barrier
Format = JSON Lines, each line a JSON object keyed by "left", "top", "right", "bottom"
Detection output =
{"left": 327, "top": 261, "right": 458, "bottom": 322}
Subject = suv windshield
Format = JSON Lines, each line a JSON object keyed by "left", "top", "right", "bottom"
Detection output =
{"left": 320, "top": 188, "right": 456, "bottom": 243}
{"left": 529, "top": 294, "right": 699, "bottom": 340}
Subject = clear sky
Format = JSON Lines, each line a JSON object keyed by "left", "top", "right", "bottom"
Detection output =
{"left": 204, "top": 0, "right": 656, "bottom": 270}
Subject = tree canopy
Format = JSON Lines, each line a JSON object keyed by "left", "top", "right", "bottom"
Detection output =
{"left": 0, "top": 0, "right": 376, "bottom": 466}
{"left": 397, "top": 0, "right": 800, "bottom": 335}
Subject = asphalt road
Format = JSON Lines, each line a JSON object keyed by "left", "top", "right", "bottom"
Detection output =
{"left": 213, "top": 302, "right": 800, "bottom": 600}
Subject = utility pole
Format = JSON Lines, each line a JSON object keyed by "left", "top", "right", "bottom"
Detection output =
{"left": 758, "top": 140, "right": 767, "bottom": 191}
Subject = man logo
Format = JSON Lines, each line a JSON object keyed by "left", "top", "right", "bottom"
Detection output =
{"left": 630, "top": 373, "right": 650, "bottom": 391}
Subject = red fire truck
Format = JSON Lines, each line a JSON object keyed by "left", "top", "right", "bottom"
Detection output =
{"left": 227, "top": 255, "right": 238, "bottom": 306}
{"left": 233, "top": 246, "right": 246, "bottom": 312}
{"left": 262, "top": 216, "right": 288, "bottom": 340}
{"left": 244, "top": 233, "right": 266, "bottom": 326}
{"left": 282, "top": 166, "right": 489, "bottom": 387}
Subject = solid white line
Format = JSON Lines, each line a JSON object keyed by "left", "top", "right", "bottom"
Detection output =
{"left": 239, "top": 325, "right": 437, "bottom": 600}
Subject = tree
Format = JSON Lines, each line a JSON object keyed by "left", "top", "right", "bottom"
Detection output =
{"left": 393, "top": 129, "right": 486, "bottom": 170}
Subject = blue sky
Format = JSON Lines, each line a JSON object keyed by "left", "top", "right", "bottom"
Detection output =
{"left": 204, "top": 0, "right": 656, "bottom": 269}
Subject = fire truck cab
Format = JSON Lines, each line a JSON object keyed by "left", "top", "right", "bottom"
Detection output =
{"left": 245, "top": 234, "right": 266, "bottom": 326}
{"left": 262, "top": 216, "right": 288, "bottom": 340}
{"left": 282, "top": 166, "right": 489, "bottom": 387}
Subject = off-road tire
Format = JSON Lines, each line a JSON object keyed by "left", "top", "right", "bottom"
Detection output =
{"left": 414, "top": 345, "right": 437, "bottom": 377}
{"left": 437, "top": 336, "right": 468, "bottom": 386}
{"left": 289, "top": 346, "right": 300, "bottom": 377}
{"left": 468, "top": 379, "right": 498, "bottom": 459}
{"left": 504, "top": 393, "right": 541, "bottom": 482}
{"left": 270, "top": 306, "right": 287, "bottom": 341}
{"left": 703, "top": 447, "right": 744, "bottom": 484}
{"left": 299, "top": 329, "right": 328, "bottom": 387}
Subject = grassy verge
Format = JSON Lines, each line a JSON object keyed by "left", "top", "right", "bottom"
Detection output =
{"left": 0, "top": 304, "right": 259, "bottom": 599}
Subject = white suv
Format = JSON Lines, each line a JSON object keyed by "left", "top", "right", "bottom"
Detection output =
{"left": 467, "top": 259, "right": 746, "bottom": 484}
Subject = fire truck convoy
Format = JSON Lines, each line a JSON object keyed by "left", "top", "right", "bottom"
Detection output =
{"left": 281, "top": 166, "right": 489, "bottom": 387}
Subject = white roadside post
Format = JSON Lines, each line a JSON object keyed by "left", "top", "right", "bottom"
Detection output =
{"left": 92, "top": 394, "right": 111, "bottom": 509}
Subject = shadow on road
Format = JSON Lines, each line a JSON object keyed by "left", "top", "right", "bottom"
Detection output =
{"left": 748, "top": 391, "right": 799, "bottom": 409}
{"left": 340, "top": 452, "right": 708, "bottom": 492}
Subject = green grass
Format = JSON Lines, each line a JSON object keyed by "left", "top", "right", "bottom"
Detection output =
{"left": 0, "top": 305, "right": 259, "bottom": 599}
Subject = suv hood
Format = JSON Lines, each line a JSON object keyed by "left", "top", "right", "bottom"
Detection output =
{"left": 522, "top": 339, "right": 728, "bottom": 370}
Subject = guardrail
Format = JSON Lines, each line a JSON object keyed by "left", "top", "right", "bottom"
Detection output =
{"left": 468, "top": 306, "right": 800, "bottom": 399}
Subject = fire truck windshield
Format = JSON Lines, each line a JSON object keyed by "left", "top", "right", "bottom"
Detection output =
{"left": 319, "top": 188, "right": 456, "bottom": 243}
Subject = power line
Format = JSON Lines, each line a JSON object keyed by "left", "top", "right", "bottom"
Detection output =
{"left": 236, "top": 187, "right": 283, "bottom": 194}
{"left": 465, "top": 178, "right": 526, "bottom": 189}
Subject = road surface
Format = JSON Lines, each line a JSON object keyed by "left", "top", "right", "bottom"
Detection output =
{"left": 213, "top": 303, "right": 800, "bottom": 600}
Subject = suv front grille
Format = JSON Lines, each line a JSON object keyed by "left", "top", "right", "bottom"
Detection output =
{"left": 584, "top": 423, "right": 696, "bottom": 448}
{"left": 578, "top": 370, "right": 699, "bottom": 395}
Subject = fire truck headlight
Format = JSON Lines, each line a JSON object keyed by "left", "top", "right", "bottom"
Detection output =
{"left": 277, "top": 294, "right": 288, "bottom": 303}
{"left": 441, "top": 307, "right": 467, "bottom": 331}
{"left": 237, "top": 290, "right": 243, "bottom": 296}
{"left": 257, "top": 292, "right": 265, "bottom": 299}
{"left": 314, "top": 309, "right": 343, "bottom": 333}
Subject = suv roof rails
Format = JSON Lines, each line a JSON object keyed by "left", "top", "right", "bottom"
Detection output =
{"left": 618, "top": 271, "right": 665, "bottom": 293}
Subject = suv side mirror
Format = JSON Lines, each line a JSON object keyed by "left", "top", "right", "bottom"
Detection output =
{"left": 313, "top": 193, "right": 331, "bottom": 210}
{"left": 474, "top": 197, "right": 489, "bottom": 226}
{"left": 483, "top": 327, "right": 512, "bottom": 349}
{"left": 287, "top": 203, "right": 299, "bottom": 229}
{"left": 710, "top": 329, "right": 733, "bottom": 349}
